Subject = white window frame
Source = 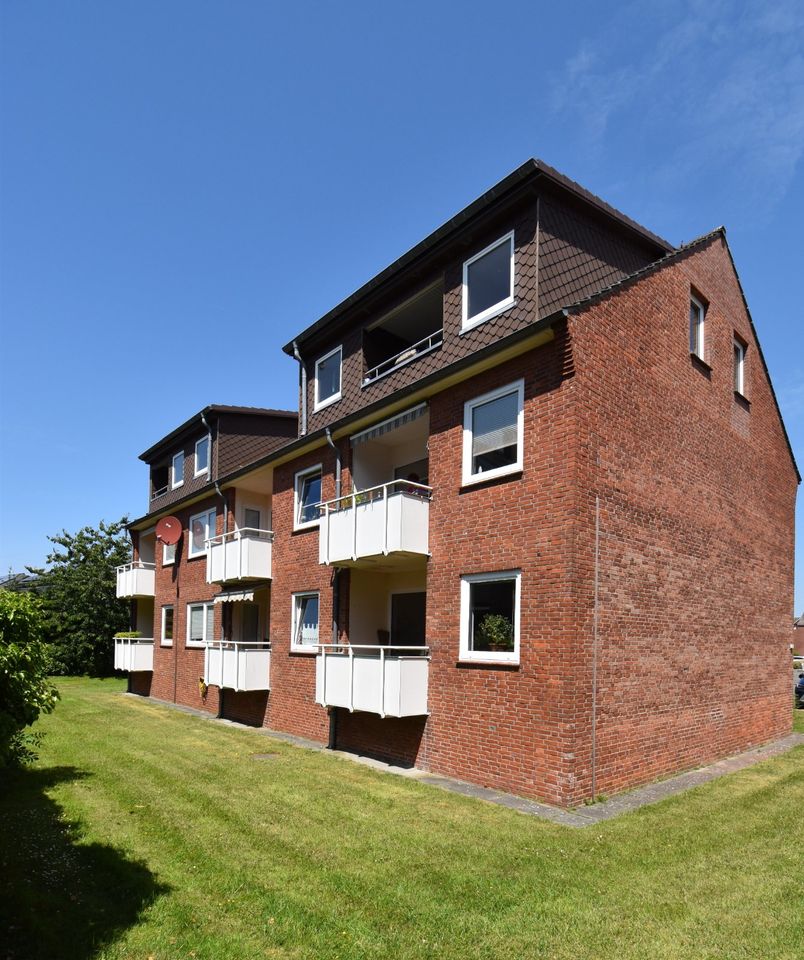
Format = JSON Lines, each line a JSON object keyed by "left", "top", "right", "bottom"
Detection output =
{"left": 462, "top": 379, "right": 525, "bottom": 487}
{"left": 291, "top": 591, "right": 320, "bottom": 653}
{"left": 188, "top": 508, "right": 216, "bottom": 558}
{"left": 690, "top": 293, "right": 706, "bottom": 361}
{"left": 459, "top": 570, "right": 521, "bottom": 664}
{"left": 194, "top": 435, "right": 210, "bottom": 478}
{"left": 461, "top": 231, "right": 515, "bottom": 332}
{"left": 171, "top": 451, "right": 185, "bottom": 489}
{"left": 162, "top": 541, "right": 176, "bottom": 566}
{"left": 186, "top": 601, "right": 215, "bottom": 648}
{"left": 733, "top": 337, "right": 746, "bottom": 396}
{"left": 314, "top": 344, "right": 343, "bottom": 411}
{"left": 294, "top": 464, "right": 323, "bottom": 531}
{"left": 160, "top": 605, "right": 174, "bottom": 647}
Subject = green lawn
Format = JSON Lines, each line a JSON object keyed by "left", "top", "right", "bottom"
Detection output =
{"left": 2, "top": 679, "right": 802, "bottom": 960}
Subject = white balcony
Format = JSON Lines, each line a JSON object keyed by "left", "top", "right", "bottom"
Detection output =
{"left": 204, "top": 641, "right": 271, "bottom": 692}
{"left": 116, "top": 562, "right": 156, "bottom": 599}
{"left": 114, "top": 638, "right": 154, "bottom": 672}
{"left": 318, "top": 481, "right": 431, "bottom": 566}
{"left": 206, "top": 529, "right": 273, "bottom": 584}
{"left": 315, "top": 645, "right": 430, "bottom": 717}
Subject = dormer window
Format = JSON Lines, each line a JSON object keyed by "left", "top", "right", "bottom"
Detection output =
{"left": 314, "top": 346, "right": 342, "bottom": 411}
{"left": 195, "top": 435, "right": 210, "bottom": 477}
{"left": 171, "top": 451, "right": 184, "bottom": 489}
{"left": 462, "top": 232, "right": 515, "bottom": 332}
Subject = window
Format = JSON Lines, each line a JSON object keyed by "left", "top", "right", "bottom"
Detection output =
{"left": 314, "top": 345, "right": 342, "bottom": 410}
{"left": 171, "top": 451, "right": 185, "bottom": 488}
{"left": 161, "top": 606, "right": 174, "bottom": 647}
{"left": 188, "top": 508, "right": 216, "bottom": 557}
{"left": 690, "top": 294, "right": 706, "bottom": 361}
{"left": 462, "top": 232, "right": 515, "bottom": 331}
{"left": 294, "top": 465, "right": 322, "bottom": 530}
{"left": 187, "top": 602, "right": 215, "bottom": 647}
{"left": 243, "top": 507, "right": 261, "bottom": 531}
{"left": 291, "top": 592, "right": 320, "bottom": 652}
{"left": 733, "top": 337, "right": 746, "bottom": 396}
{"left": 241, "top": 603, "right": 259, "bottom": 643}
{"left": 194, "top": 435, "right": 210, "bottom": 477}
{"left": 462, "top": 380, "right": 524, "bottom": 485}
{"left": 162, "top": 541, "right": 176, "bottom": 566}
{"left": 460, "top": 571, "right": 521, "bottom": 663}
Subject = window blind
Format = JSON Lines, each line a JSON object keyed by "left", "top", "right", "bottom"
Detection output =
{"left": 472, "top": 391, "right": 518, "bottom": 457}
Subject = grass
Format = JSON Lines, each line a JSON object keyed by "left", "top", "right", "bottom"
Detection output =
{"left": 2, "top": 679, "right": 802, "bottom": 960}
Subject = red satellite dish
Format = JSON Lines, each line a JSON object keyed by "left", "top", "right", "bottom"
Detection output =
{"left": 156, "top": 516, "right": 182, "bottom": 545}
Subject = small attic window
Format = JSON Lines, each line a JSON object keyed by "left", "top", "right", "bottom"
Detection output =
{"left": 462, "top": 232, "right": 515, "bottom": 332}
{"left": 689, "top": 293, "right": 706, "bottom": 362}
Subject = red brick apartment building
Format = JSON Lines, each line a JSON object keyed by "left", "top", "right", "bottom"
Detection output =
{"left": 117, "top": 160, "right": 799, "bottom": 807}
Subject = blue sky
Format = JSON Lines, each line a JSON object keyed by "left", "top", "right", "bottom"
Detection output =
{"left": 1, "top": 0, "right": 803, "bottom": 610}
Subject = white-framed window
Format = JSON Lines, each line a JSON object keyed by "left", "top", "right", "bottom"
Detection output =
{"left": 194, "top": 435, "right": 210, "bottom": 477}
{"left": 733, "top": 337, "right": 746, "bottom": 396}
{"left": 462, "top": 379, "right": 524, "bottom": 486}
{"left": 162, "top": 541, "right": 176, "bottom": 566}
{"left": 161, "top": 605, "right": 174, "bottom": 647}
{"left": 291, "top": 592, "right": 320, "bottom": 652}
{"left": 186, "top": 601, "right": 215, "bottom": 648}
{"left": 188, "top": 508, "right": 216, "bottom": 558}
{"left": 242, "top": 506, "right": 261, "bottom": 531}
{"left": 314, "top": 345, "right": 343, "bottom": 411}
{"left": 294, "top": 464, "right": 322, "bottom": 530}
{"left": 689, "top": 293, "right": 706, "bottom": 361}
{"left": 459, "top": 570, "right": 521, "bottom": 663}
{"left": 171, "top": 451, "right": 185, "bottom": 489}
{"left": 462, "top": 231, "right": 515, "bottom": 331}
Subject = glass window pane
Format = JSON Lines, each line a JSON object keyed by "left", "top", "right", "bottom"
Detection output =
{"left": 163, "top": 607, "right": 173, "bottom": 641}
{"left": 196, "top": 437, "right": 209, "bottom": 472}
{"left": 172, "top": 452, "right": 184, "bottom": 484}
{"left": 206, "top": 604, "right": 215, "bottom": 643}
{"left": 299, "top": 472, "right": 322, "bottom": 524}
{"left": 296, "top": 594, "right": 319, "bottom": 646}
{"left": 191, "top": 516, "right": 206, "bottom": 552}
{"left": 469, "top": 579, "right": 515, "bottom": 653}
{"left": 189, "top": 605, "right": 204, "bottom": 642}
{"left": 472, "top": 391, "right": 519, "bottom": 474}
{"left": 317, "top": 350, "right": 341, "bottom": 402}
{"left": 467, "top": 240, "right": 511, "bottom": 320}
{"left": 244, "top": 508, "right": 260, "bottom": 530}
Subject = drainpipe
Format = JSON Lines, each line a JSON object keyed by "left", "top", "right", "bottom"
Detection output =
{"left": 325, "top": 425, "right": 343, "bottom": 753}
{"left": 325, "top": 427, "right": 342, "bottom": 498}
{"left": 292, "top": 340, "right": 307, "bottom": 437}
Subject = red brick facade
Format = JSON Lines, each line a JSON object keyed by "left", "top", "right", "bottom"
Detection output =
{"left": 123, "top": 167, "right": 797, "bottom": 808}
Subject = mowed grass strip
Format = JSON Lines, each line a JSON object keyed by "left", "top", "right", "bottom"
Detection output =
{"left": 2, "top": 678, "right": 802, "bottom": 960}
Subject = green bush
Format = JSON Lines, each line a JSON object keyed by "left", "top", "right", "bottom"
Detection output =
{"left": 0, "top": 592, "right": 59, "bottom": 766}
{"left": 476, "top": 613, "right": 514, "bottom": 652}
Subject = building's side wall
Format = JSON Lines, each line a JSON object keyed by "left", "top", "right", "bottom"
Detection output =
{"left": 149, "top": 492, "right": 227, "bottom": 715}
{"left": 569, "top": 236, "right": 798, "bottom": 801}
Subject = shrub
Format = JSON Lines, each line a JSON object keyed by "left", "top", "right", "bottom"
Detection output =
{"left": 0, "top": 592, "right": 59, "bottom": 766}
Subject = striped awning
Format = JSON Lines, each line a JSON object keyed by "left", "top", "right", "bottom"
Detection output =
{"left": 350, "top": 403, "right": 427, "bottom": 447}
{"left": 214, "top": 590, "right": 255, "bottom": 604}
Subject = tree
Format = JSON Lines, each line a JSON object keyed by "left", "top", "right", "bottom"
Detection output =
{"left": 0, "top": 591, "right": 59, "bottom": 766}
{"left": 29, "top": 518, "right": 131, "bottom": 676}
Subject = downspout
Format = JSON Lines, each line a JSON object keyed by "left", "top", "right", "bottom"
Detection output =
{"left": 591, "top": 495, "right": 600, "bottom": 801}
{"left": 292, "top": 340, "right": 307, "bottom": 437}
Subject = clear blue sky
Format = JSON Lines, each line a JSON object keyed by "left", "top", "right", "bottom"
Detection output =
{"left": 1, "top": 1, "right": 802, "bottom": 611}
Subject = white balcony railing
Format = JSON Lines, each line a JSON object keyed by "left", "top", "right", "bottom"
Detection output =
{"left": 204, "top": 641, "right": 271, "bottom": 692}
{"left": 114, "top": 637, "right": 154, "bottom": 672}
{"left": 363, "top": 328, "right": 443, "bottom": 385}
{"left": 315, "top": 644, "right": 430, "bottom": 718}
{"left": 318, "top": 481, "right": 431, "bottom": 565}
{"left": 205, "top": 528, "right": 273, "bottom": 583}
{"left": 116, "top": 561, "right": 156, "bottom": 598}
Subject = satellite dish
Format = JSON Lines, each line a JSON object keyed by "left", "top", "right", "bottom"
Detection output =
{"left": 156, "top": 516, "right": 182, "bottom": 546}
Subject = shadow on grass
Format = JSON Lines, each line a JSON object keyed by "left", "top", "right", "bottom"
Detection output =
{"left": 0, "top": 765, "right": 169, "bottom": 960}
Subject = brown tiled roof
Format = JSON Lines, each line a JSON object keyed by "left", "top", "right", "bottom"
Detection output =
{"left": 283, "top": 158, "right": 673, "bottom": 354}
{"left": 138, "top": 405, "right": 297, "bottom": 462}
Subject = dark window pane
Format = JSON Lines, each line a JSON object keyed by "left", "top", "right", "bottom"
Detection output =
{"left": 299, "top": 472, "right": 322, "bottom": 524}
{"left": 469, "top": 579, "right": 515, "bottom": 653}
{"left": 196, "top": 437, "right": 209, "bottom": 472}
{"left": 467, "top": 240, "right": 511, "bottom": 321}
{"left": 163, "top": 607, "right": 173, "bottom": 641}
{"left": 317, "top": 351, "right": 341, "bottom": 402}
{"left": 471, "top": 390, "right": 519, "bottom": 474}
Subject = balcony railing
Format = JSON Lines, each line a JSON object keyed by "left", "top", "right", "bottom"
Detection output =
{"left": 363, "top": 328, "right": 443, "bottom": 386}
{"left": 114, "top": 637, "right": 154, "bottom": 672}
{"left": 318, "top": 480, "right": 431, "bottom": 565}
{"left": 205, "top": 528, "right": 273, "bottom": 583}
{"left": 116, "top": 561, "right": 156, "bottom": 598}
{"left": 204, "top": 641, "right": 271, "bottom": 692}
{"left": 150, "top": 484, "right": 169, "bottom": 502}
{"left": 316, "top": 644, "right": 430, "bottom": 717}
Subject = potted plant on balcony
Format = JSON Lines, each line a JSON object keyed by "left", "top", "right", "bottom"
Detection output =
{"left": 113, "top": 631, "right": 143, "bottom": 639}
{"left": 476, "top": 614, "right": 514, "bottom": 654}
